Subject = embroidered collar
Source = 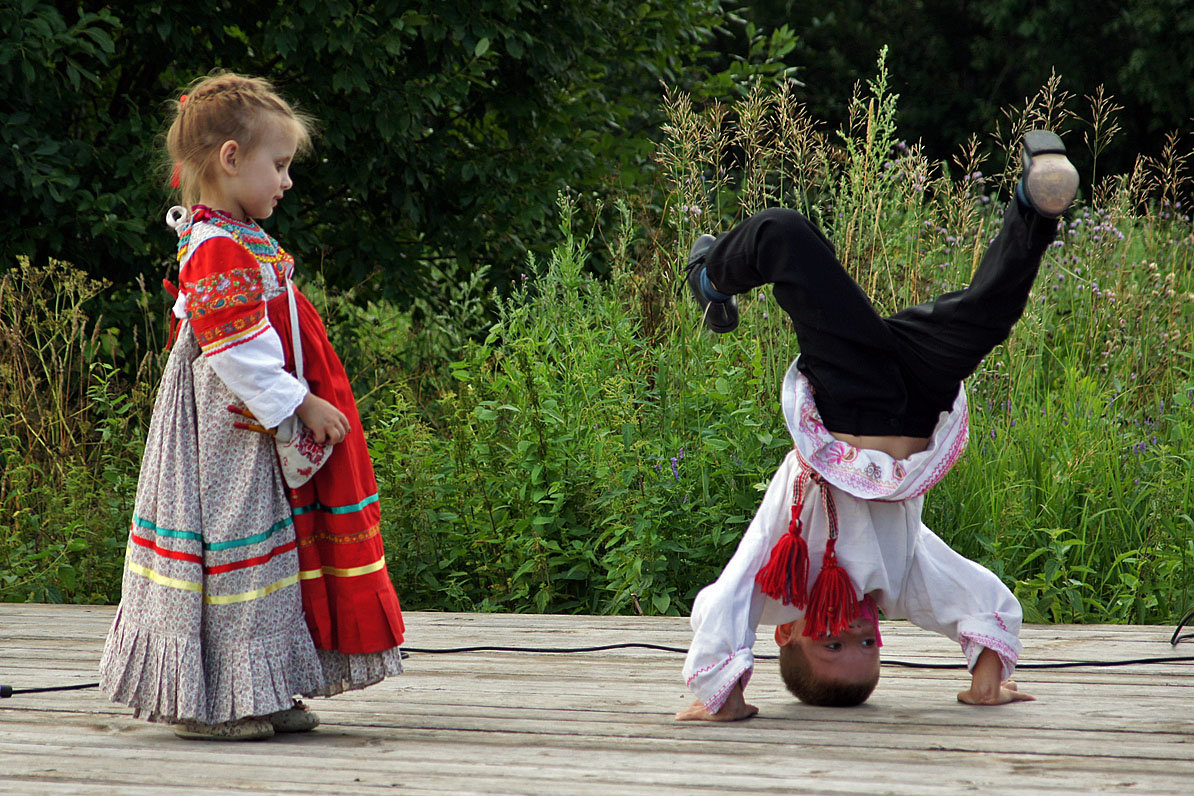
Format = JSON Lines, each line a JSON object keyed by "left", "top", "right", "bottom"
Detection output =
{"left": 781, "top": 357, "right": 969, "bottom": 501}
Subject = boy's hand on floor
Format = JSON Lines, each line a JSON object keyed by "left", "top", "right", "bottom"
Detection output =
{"left": 675, "top": 682, "right": 758, "bottom": 722}
{"left": 295, "top": 393, "right": 350, "bottom": 444}
{"left": 957, "top": 679, "right": 1035, "bottom": 705}
{"left": 957, "top": 648, "right": 1035, "bottom": 705}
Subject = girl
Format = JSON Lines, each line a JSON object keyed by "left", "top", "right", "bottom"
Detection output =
{"left": 100, "top": 72, "right": 404, "bottom": 740}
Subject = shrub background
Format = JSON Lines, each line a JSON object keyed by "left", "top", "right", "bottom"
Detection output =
{"left": 2, "top": 6, "right": 1193, "bottom": 623}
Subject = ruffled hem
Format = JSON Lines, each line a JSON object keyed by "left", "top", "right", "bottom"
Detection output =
{"left": 99, "top": 607, "right": 328, "bottom": 724}
{"left": 100, "top": 605, "right": 205, "bottom": 724}
{"left": 781, "top": 357, "right": 969, "bottom": 501}
{"left": 305, "top": 647, "right": 403, "bottom": 697}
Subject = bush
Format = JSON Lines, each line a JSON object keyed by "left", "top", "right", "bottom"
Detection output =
{"left": 5, "top": 54, "right": 1193, "bottom": 626}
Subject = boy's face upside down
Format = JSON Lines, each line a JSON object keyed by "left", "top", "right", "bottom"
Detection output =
{"left": 775, "top": 617, "right": 881, "bottom": 707}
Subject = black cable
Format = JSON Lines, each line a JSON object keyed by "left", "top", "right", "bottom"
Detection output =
{"left": 6, "top": 635, "right": 1194, "bottom": 698}
{"left": 2, "top": 683, "right": 99, "bottom": 696}
{"left": 1170, "top": 607, "right": 1194, "bottom": 646}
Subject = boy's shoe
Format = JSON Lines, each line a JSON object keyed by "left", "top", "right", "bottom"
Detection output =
{"left": 173, "top": 715, "right": 275, "bottom": 741}
{"left": 685, "top": 234, "right": 738, "bottom": 333}
{"left": 1020, "top": 130, "right": 1078, "bottom": 218}
{"left": 267, "top": 700, "right": 321, "bottom": 733}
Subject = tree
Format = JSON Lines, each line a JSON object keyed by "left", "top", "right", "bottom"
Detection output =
{"left": 745, "top": 0, "right": 1194, "bottom": 178}
{"left": 2, "top": 1, "right": 747, "bottom": 301}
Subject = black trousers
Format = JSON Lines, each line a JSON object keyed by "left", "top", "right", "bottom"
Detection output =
{"left": 702, "top": 201, "right": 1058, "bottom": 437}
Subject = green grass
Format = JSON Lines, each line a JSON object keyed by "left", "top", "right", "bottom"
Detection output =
{"left": 3, "top": 55, "right": 1193, "bottom": 624}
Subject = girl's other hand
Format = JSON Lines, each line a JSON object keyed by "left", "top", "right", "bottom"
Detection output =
{"left": 295, "top": 393, "right": 350, "bottom": 444}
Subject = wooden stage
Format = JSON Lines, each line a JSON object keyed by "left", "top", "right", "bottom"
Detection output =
{"left": 2, "top": 605, "right": 1193, "bottom": 794}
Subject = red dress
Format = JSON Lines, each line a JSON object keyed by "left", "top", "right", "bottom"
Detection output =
{"left": 167, "top": 205, "right": 403, "bottom": 656}
{"left": 266, "top": 286, "right": 405, "bottom": 655}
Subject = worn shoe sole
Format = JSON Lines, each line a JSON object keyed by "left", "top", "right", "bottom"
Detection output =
{"left": 173, "top": 716, "right": 276, "bottom": 741}
{"left": 1021, "top": 130, "right": 1078, "bottom": 218}
{"left": 686, "top": 234, "right": 738, "bottom": 333}
{"left": 267, "top": 704, "right": 321, "bottom": 733}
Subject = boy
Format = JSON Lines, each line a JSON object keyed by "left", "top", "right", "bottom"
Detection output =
{"left": 677, "top": 131, "right": 1078, "bottom": 721}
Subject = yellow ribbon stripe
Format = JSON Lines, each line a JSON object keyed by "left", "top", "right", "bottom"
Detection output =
{"left": 128, "top": 561, "right": 203, "bottom": 594}
{"left": 299, "top": 557, "right": 386, "bottom": 581}
{"left": 204, "top": 573, "right": 300, "bottom": 605}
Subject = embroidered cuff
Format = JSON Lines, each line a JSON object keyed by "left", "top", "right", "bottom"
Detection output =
{"left": 958, "top": 623, "right": 1020, "bottom": 682}
{"left": 245, "top": 378, "right": 308, "bottom": 430}
{"left": 686, "top": 647, "right": 754, "bottom": 715}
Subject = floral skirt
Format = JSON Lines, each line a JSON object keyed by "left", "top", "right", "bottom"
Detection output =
{"left": 99, "top": 327, "right": 401, "bottom": 724}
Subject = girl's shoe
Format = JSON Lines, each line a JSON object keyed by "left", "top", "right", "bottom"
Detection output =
{"left": 266, "top": 699, "right": 321, "bottom": 733}
{"left": 1020, "top": 130, "right": 1078, "bottom": 218}
{"left": 685, "top": 234, "right": 738, "bottom": 333}
{"left": 173, "top": 715, "right": 275, "bottom": 741}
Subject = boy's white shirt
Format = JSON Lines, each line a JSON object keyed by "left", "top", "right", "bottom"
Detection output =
{"left": 683, "top": 361, "right": 1022, "bottom": 714}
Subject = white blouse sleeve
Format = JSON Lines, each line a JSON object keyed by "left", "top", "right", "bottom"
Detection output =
{"left": 179, "top": 231, "right": 307, "bottom": 429}
{"left": 893, "top": 526, "right": 1023, "bottom": 680}
{"left": 682, "top": 451, "right": 800, "bottom": 713}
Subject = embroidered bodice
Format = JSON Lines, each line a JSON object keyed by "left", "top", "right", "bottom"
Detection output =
{"left": 165, "top": 206, "right": 307, "bottom": 429}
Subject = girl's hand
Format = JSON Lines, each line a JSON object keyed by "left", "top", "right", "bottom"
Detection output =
{"left": 295, "top": 393, "right": 350, "bottom": 444}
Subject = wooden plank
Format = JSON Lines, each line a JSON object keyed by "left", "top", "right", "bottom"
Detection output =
{"left": 2, "top": 606, "right": 1193, "bottom": 795}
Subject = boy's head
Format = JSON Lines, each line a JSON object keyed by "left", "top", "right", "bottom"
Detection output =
{"left": 775, "top": 616, "right": 880, "bottom": 707}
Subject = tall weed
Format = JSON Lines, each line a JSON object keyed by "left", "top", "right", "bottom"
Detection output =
{"left": 6, "top": 53, "right": 1193, "bottom": 624}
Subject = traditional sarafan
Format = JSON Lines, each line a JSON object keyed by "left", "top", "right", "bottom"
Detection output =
{"left": 100, "top": 206, "right": 404, "bottom": 724}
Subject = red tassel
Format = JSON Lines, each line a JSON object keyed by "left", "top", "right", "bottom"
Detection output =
{"left": 170, "top": 163, "right": 181, "bottom": 189}
{"left": 802, "top": 538, "right": 860, "bottom": 639}
{"left": 754, "top": 502, "right": 810, "bottom": 608}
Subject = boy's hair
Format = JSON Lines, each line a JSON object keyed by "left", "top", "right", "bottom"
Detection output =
{"left": 165, "top": 71, "right": 315, "bottom": 207}
{"left": 779, "top": 641, "right": 879, "bottom": 707}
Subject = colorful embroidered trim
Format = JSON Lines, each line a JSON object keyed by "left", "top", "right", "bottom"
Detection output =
{"left": 292, "top": 493, "right": 380, "bottom": 516}
{"left": 206, "top": 540, "right": 298, "bottom": 575}
{"left": 132, "top": 515, "right": 202, "bottom": 541}
{"left": 205, "top": 516, "right": 294, "bottom": 551}
{"left": 129, "top": 532, "right": 203, "bottom": 566}
{"left": 197, "top": 315, "right": 270, "bottom": 356}
{"left": 959, "top": 631, "right": 1019, "bottom": 680}
{"left": 127, "top": 560, "right": 203, "bottom": 593}
{"left": 204, "top": 573, "right": 300, "bottom": 605}
{"left": 298, "top": 557, "right": 386, "bottom": 580}
{"left": 296, "top": 524, "right": 381, "bottom": 547}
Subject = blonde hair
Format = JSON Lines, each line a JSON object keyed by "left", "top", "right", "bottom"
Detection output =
{"left": 165, "top": 71, "right": 315, "bottom": 207}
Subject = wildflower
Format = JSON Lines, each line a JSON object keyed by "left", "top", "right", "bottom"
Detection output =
{"left": 670, "top": 457, "right": 679, "bottom": 481}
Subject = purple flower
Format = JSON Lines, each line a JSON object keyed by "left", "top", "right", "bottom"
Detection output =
{"left": 670, "top": 457, "right": 680, "bottom": 481}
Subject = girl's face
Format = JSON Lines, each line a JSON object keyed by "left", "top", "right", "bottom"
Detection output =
{"left": 224, "top": 120, "right": 298, "bottom": 220}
